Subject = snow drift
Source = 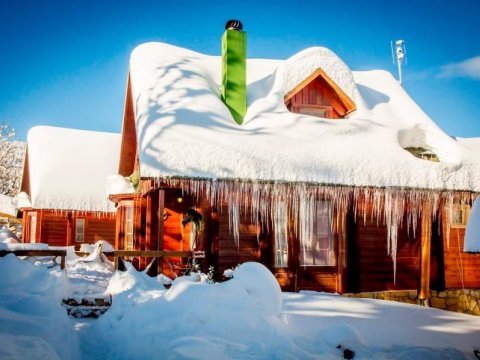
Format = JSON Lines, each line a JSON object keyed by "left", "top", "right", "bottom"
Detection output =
{"left": 0, "top": 255, "right": 79, "bottom": 360}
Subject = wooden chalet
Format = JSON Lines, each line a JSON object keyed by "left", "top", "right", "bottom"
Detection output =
{"left": 107, "top": 31, "right": 480, "bottom": 301}
{"left": 18, "top": 126, "right": 121, "bottom": 249}
{"left": 16, "top": 25, "right": 480, "bottom": 303}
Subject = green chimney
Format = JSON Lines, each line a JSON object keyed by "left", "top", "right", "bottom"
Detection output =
{"left": 221, "top": 20, "right": 246, "bottom": 125}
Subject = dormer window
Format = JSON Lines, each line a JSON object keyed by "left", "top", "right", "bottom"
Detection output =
{"left": 284, "top": 68, "right": 356, "bottom": 119}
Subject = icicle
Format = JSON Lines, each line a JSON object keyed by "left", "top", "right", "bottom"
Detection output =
{"left": 155, "top": 176, "right": 478, "bottom": 285}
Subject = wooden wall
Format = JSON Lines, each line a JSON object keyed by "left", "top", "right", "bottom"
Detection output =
{"left": 41, "top": 213, "right": 68, "bottom": 246}
{"left": 22, "top": 210, "right": 115, "bottom": 249}
{"left": 443, "top": 225, "right": 480, "bottom": 288}
{"left": 116, "top": 185, "right": 480, "bottom": 294}
{"left": 347, "top": 214, "right": 422, "bottom": 292}
{"left": 285, "top": 76, "right": 348, "bottom": 119}
{"left": 213, "top": 205, "right": 262, "bottom": 276}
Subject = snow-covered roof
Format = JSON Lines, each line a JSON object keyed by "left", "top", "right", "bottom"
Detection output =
{"left": 0, "top": 194, "right": 17, "bottom": 217}
{"left": 24, "top": 126, "right": 121, "bottom": 212}
{"left": 128, "top": 42, "right": 480, "bottom": 192}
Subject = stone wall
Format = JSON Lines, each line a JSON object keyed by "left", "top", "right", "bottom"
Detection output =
{"left": 342, "top": 289, "right": 480, "bottom": 316}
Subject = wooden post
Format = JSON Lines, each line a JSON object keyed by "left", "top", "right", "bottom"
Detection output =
{"left": 114, "top": 206, "right": 123, "bottom": 271}
{"left": 22, "top": 211, "right": 28, "bottom": 242}
{"left": 418, "top": 203, "right": 432, "bottom": 301}
{"left": 36, "top": 211, "right": 43, "bottom": 243}
{"left": 158, "top": 190, "right": 165, "bottom": 274}
{"left": 66, "top": 213, "right": 72, "bottom": 247}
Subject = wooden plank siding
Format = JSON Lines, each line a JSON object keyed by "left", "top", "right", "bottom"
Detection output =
{"left": 214, "top": 205, "right": 263, "bottom": 276}
{"left": 347, "top": 201, "right": 423, "bottom": 293}
{"left": 112, "top": 185, "right": 479, "bottom": 294}
{"left": 443, "top": 224, "right": 480, "bottom": 289}
{"left": 285, "top": 75, "right": 349, "bottom": 119}
{"left": 41, "top": 214, "right": 68, "bottom": 246}
{"left": 21, "top": 210, "right": 115, "bottom": 249}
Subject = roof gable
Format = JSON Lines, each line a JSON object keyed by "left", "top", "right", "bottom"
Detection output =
{"left": 284, "top": 68, "right": 356, "bottom": 118}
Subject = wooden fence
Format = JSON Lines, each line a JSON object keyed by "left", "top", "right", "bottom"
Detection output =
{"left": 0, "top": 250, "right": 67, "bottom": 269}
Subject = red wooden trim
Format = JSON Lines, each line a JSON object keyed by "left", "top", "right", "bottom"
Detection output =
{"left": 284, "top": 68, "right": 356, "bottom": 115}
{"left": 119, "top": 71, "right": 138, "bottom": 177}
{"left": 20, "top": 145, "right": 30, "bottom": 194}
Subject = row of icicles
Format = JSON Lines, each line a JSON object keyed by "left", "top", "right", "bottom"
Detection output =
{"left": 155, "top": 178, "right": 476, "bottom": 282}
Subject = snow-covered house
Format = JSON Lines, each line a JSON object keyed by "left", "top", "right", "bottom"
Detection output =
{"left": 110, "top": 24, "right": 480, "bottom": 298}
{"left": 18, "top": 126, "right": 121, "bottom": 248}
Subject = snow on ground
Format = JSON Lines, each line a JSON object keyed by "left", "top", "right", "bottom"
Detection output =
{"left": 0, "top": 255, "right": 79, "bottom": 360}
{"left": 0, "top": 256, "right": 479, "bottom": 359}
{"left": 66, "top": 255, "right": 114, "bottom": 298}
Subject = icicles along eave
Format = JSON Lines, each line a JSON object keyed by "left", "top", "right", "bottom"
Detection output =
{"left": 149, "top": 177, "right": 477, "bottom": 282}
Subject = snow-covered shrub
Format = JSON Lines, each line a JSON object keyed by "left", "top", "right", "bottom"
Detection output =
{"left": 206, "top": 265, "right": 215, "bottom": 284}
{"left": 0, "top": 124, "right": 25, "bottom": 196}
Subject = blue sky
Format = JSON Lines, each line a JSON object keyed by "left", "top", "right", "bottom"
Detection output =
{"left": 1, "top": 0, "right": 479, "bottom": 139}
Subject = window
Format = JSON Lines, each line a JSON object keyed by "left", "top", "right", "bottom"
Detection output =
{"left": 29, "top": 214, "right": 37, "bottom": 243}
{"left": 294, "top": 104, "right": 333, "bottom": 119}
{"left": 450, "top": 204, "right": 470, "bottom": 228}
{"left": 274, "top": 203, "right": 289, "bottom": 268}
{"left": 404, "top": 146, "right": 439, "bottom": 162}
{"left": 300, "top": 201, "right": 335, "bottom": 266}
{"left": 75, "top": 219, "right": 85, "bottom": 242}
{"left": 125, "top": 206, "right": 134, "bottom": 250}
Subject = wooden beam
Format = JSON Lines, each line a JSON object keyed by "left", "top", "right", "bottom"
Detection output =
{"left": 113, "top": 250, "right": 192, "bottom": 257}
{"left": 66, "top": 213, "right": 72, "bottom": 246}
{"left": 0, "top": 250, "right": 67, "bottom": 269}
{"left": 418, "top": 203, "right": 432, "bottom": 301}
{"left": 114, "top": 206, "right": 123, "bottom": 270}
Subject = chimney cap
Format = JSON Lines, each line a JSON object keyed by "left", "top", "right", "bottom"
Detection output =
{"left": 225, "top": 19, "right": 243, "bottom": 31}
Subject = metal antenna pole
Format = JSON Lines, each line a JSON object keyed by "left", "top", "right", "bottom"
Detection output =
{"left": 393, "top": 39, "right": 406, "bottom": 85}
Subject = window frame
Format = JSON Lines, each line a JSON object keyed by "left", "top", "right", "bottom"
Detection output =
{"left": 124, "top": 205, "right": 134, "bottom": 251}
{"left": 291, "top": 103, "right": 334, "bottom": 119}
{"left": 299, "top": 200, "right": 336, "bottom": 268}
{"left": 29, "top": 213, "right": 37, "bottom": 243}
{"left": 450, "top": 204, "right": 470, "bottom": 229}
{"left": 273, "top": 203, "right": 289, "bottom": 269}
{"left": 74, "top": 218, "right": 85, "bottom": 243}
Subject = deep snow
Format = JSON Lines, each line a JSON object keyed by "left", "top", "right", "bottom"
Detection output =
{"left": 0, "top": 254, "right": 479, "bottom": 359}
